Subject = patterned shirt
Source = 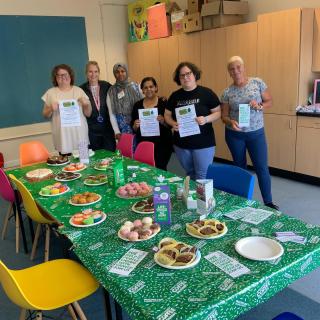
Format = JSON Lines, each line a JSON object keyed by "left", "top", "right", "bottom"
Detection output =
{"left": 221, "top": 77, "right": 267, "bottom": 132}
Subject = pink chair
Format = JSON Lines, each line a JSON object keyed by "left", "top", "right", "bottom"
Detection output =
{"left": 134, "top": 141, "right": 155, "bottom": 167}
{"left": 116, "top": 133, "right": 135, "bottom": 158}
{"left": 0, "top": 168, "right": 21, "bottom": 253}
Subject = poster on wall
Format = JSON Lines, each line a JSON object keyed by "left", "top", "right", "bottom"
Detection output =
{"left": 128, "top": 0, "right": 168, "bottom": 42}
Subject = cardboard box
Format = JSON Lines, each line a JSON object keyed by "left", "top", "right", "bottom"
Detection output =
{"left": 171, "top": 10, "right": 185, "bottom": 35}
{"left": 196, "top": 179, "right": 214, "bottom": 218}
{"left": 183, "top": 12, "right": 203, "bottom": 33}
{"left": 147, "top": 3, "right": 171, "bottom": 39}
{"left": 201, "top": 1, "right": 248, "bottom": 29}
{"left": 188, "top": 0, "right": 205, "bottom": 14}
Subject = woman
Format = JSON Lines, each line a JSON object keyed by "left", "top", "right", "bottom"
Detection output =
{"left": 221, "top": 56, "right": 278, "bottom": 210}
{"left": 42, "top": 64, "right": 91, "bottom": 155}
{"left": 80, "top": 61, "right": 115, "bottom": 151}
{"left": 107, "top": 63, "right": 143, "bottom": 139}
{"left": 131, "top": 77, "right": 173, "bottom": 170}
{"left": 164, "top": 62, "right": 221, "bottom": 180}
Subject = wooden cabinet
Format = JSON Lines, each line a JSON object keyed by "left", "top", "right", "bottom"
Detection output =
{"left": 264, "top": 114, "right": 297, "bottom": 171}
{"left": 295, "top": 117, "right": 320, "bottom": 177}
{"left": 312, "top": 9, "right": 320, "bottom": 71}
{"left": 177, "top": 33, "right": 201, "bottom": 67}
{"left": 257, "top": 8, "right": 315, "bottom": 115}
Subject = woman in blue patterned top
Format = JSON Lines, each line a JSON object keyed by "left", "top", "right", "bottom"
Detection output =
{"left": 221, "top": 56, "right": 278, "bottom": 210}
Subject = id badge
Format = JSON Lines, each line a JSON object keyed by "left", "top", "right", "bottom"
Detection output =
{"left": 117, "top": 90, "right": 125, "bottom": 99}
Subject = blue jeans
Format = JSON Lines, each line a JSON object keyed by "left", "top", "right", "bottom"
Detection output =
{"left": 174, "top": 145, "right": 215, "bottom": 180}
{"left": 225, "top": 127, "right": 272, "bottom": 204}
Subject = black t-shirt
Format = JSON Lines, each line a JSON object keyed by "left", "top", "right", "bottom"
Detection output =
{"left": 80, "top": 80, "right": 114, "bottom": 136}
{"left": 166, "top": 86, "right": 220, "bottom": 149}
{"left": 131, "top": 97, "right": 172, "bottom": 146}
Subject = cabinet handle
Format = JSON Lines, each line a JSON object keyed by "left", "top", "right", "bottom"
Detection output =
{"left": 289, "top": 119, "right": 292, "bottom": 129}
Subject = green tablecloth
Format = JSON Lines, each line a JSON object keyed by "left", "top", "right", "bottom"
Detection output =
{"left": 7, "top": 150, "right": 320, "bottom": 320}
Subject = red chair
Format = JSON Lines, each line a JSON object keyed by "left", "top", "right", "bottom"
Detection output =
{"left": 19, "top": 141, "right": 50, "bottom": 167}
{"left": 134, "top": 141, "right": 155, "bottom": 167}
{"left": 116, "top": 134, "right": 135, "bottom": 158}
{"left": 0, "top": 152, "right": 4, "bottom": 168}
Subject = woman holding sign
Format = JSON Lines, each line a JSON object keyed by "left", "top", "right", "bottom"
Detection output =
{"left": 164, "top": 62, "right": 221, "bottom": 180}
{"left": 42, "top": 64, "right": 91, "bottom": 155}
{"left": 131, "top": 77, "right": 172, "bottom": 170}
{"left": 221, "top": 56, "right": 278, "bottom": 210}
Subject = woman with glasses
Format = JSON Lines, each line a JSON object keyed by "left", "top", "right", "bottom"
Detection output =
{"left": 221, "top": 56, "right": 278, "bottom": 210}
{"left": 80, "top": 61, "right": 115, "bottom": 151}
{"left": 131, "top": 77, "right": 173, "bottom": 170}
{"left": 42, "top": 64, "right": 92, "bottom": 155}
{"left": 164, "top": 62, "right": 221, "bottom": 180}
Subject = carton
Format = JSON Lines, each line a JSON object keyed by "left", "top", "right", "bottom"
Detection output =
{"left": 196, "top": 179, "right": 215, "bottom": 218}
{"left": 188, "top": 0, "right": 205, "bottom": 14}
{"left": 183, "top": 12, "right": 203, "bottom": 33}
{"left": 153, "top": 184, "right": 171, "bottom": 225}
{"left": 201, "top": 1, "right": 248, "bottom": 29}
{"left": 147, "top": 3, "right": 171, "bottom": 39}
{"left": 171, "top": 10, "right": 185, "bottom": 35}
{"left": 106, "top": 159, "right": 125, "bottom": 187}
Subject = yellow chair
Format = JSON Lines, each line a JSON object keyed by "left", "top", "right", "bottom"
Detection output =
{"left": 0, "top": 259, "right": 99, "bottom": 320}
{"left": 9, "top": 174, "right": 55, "bottom": 262}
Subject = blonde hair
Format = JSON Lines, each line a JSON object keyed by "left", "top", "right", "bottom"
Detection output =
{"left": 85, "top": 61, "right": 100, "bottom": 73}
{"left": 227, "top": 56, "right": 244, "bottom": 69}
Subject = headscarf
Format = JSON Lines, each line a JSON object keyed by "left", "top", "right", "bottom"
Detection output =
{"left": 108, "top": 63, "right": 142, "bottom": 115}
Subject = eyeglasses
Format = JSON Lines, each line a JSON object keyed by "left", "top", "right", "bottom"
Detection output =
{"left": 56, "top": 73, "right": 69, "bottom": 79}
{"left": 179, "top": 71, "right": 193, "bottom": 79}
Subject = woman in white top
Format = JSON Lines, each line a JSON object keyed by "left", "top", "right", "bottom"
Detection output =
{"left": 42, "top": 64, "right": 92, "bottom": 154}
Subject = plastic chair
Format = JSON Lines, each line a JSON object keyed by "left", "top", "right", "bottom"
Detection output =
{"left": 206, "top": 163, "right": 255, "bottom": 199}
{"left": 0, "top": 259, "right": 99, "bottom": 320}
{"left": 272, "top": 312, "right": 304, "bottom": 320}
{"left": 0, "top": 152, "right": 3, "bottom": 167}
{"left": 0, "top": 168, "right": 20, "bottom": 253}
{"left": 19, "top": 141, "right": 50, "bottom": 167}
{"left": 134, "top": 141, "right": 155, "bottom": 167}
{"left": 116, "top": 133, "right": 135, "bottom": 158}
{"left": 9, "top": 174, "right": 55, "bottom": 262}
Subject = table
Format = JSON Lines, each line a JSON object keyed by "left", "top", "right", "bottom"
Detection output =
{"left": 7, "top": 150, "right": 320, "bottom": 320}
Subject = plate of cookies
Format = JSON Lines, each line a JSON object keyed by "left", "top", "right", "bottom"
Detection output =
{"left": 186, "top": 219, "right": 227, "bottom": 239}
{"left": 63, "top": 163, "right": 87, "bottom": 172}
{"left": 69, "top": 192, "right": 101, "bottom": 206}
{"left": 154, "top": 238, "right": 201, "bottom": 270}
{"left": 131, "top": 197, "right": 154, "bottom": 214}
{"left": 47, "top": 155, "right": 69, "bottom": 166}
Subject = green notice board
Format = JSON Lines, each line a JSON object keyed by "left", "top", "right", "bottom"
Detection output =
{"left": 0, "top": 16, "right": 89, "bottom": 129}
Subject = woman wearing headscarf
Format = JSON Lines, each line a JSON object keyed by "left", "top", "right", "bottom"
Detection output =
{"left": 80, "top": 61, "right": 115, "bottom": 151}
{"left": 107, "top": 63, "right": 143, "bottom": 139}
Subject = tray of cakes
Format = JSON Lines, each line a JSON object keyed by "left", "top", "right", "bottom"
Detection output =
{"left": 55, "top": 172, "right": 81, "bottom": 182}
{"left": 154, "top": 238, "right": 200, "bottom": 270}
{"left": 116, "top": 182, "right": 153, "bottom": 199}
{"left": 94, "top": 158, "right": 113, "bottom": 170}
{"left": 118, "top": 218, "right": 160, "bottom": 241}
{"left": 69, "top": 192, "right": 101, "bottom": 206}
{"left": 69, "top": 209, "right": 106, "bottom": 227}
{"left": 186, "top": 219, "right": 227, "bottom": 239}
{"left": 83, "top": 174, "right": 108, "bottom": 186}
{"left": 39, "top": 183, "right": 69, "bottom": 196}
{"left": 26, "top": 168, "right": 54, "bottom": 182}
{"left": 63, "top": 163, "right": 86, "bottom": 172}
{"left": 47, "top": 155, "right": 69, "bottom": 166}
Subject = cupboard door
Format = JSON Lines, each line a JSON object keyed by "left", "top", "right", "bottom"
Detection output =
{"left": 257, "top": 9, "right": 301, "bottom": 115}
{"left": 159, "top": 36, "right": 179, "bottom": 98}
{"left": 312, "top": 8, "right": 320, "bottom": 72}
{"left": 178, "top": 33, "right": 201, "bottom": 67}
{"left": 128, "top": 42, "right": 145, "bottom": 84}
{"left": 264, "top": 114, "right": 297, "bottom": 171}
{"left": 226, "top": 22, "right": 257, "bottom": 81}
{"left": 214, "top": 120, "right": 233, "bottom": 161}
{"left": 200, "top": 28, "right": 227, "bottom": 97}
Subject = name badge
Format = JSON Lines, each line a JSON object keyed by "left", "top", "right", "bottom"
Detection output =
{"left": 117, "top": 90, "right": 125, "bottom": 99}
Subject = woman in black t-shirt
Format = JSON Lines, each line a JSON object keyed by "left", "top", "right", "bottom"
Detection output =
{"left": 131, "top": 77, "right": 172, "bottom": 170}
{"left": 164, "top": 62, "right": 221, "bottom": 180}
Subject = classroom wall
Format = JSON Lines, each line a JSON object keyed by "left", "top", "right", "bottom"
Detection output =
{"left": 0, "top": 0, "right": 127, "bottom": 167}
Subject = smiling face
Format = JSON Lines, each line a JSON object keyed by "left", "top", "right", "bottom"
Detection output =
{"left": 86, "top": 64, "right": 100, "bottom": 85}
{"left": 179, "top": 66, "right": 197, "bottom": 91}
{"left": 56, "top": 68, "right": 71, "bottom": 88}
{"left": 228, "top": 61, "right": 246, "bottom": 84}
{"left": 115, "top": 67, "right": 127, "bottom": 82}
{"left": 142, "top": 80, "right": 157, "bottom": 99}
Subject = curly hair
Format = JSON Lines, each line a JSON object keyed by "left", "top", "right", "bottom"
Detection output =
{"left": 173, "top": 62, "right": 201, "bottom": 86}
{"left": 51, "top": 64, "right": 75, "bottom": 86}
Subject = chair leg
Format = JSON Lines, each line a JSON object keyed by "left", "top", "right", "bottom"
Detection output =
{"left": 72, "top": 301, "right": 87, "bottom": 320}
{"left": 31, "top": 224, "right": 41, "bottom": 260}
{"left": 1, "top": 203, "right": 12, "bottom": 240}
{"left": 35, "top": 311, "right": 42, "bottom": 319}
{"left": 15, "top": 208, "right": 20, "bottom": 253}
{"left": 67, "top": 304, "right": 78, "bottom": 320}
{"left": 19, "top": 308, "right": 26, "bottom": 320}
{"left": 44, "top": 224, "right": 50, "bottom": 262}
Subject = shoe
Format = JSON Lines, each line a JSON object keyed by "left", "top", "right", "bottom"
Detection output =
{"left": 265, "top": 202, "right": 279, "bottom": 210}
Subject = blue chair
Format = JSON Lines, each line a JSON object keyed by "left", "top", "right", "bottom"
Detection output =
{"left": 272, "top": 312, "right": 304, "bottom": 320}
{"left": 206, "top": 163, "right": 255, "bottom": 199}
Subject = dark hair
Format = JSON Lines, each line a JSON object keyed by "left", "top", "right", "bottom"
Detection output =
{"left": 173, "top": 62, "right": 201, "bottom": 86}
{"left": 140, "top": 76, "right": 158, "bottom": 90}
{"left": 51, "top": 64, "right": 75, "bottom": 86}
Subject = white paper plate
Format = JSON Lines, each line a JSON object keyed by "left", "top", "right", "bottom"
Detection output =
{"left": 72, "top": 150, "right": 95, "bottom": 158}
{"left": 84, "top": 180, "right": 108, "bottom": 186}
{"left": 62, "top": 164, "right": 87, "bottom": 173}
{"left": 93, "top": 165, "right": 109, "bottom": 171}
{"left": 235, "top": 236, "right": 284, "bottom": 261}
{"left": 69, "top": 194, "right": 102, "bottom": 206}
{"left": 39, "top": 186, "right": 70, "bottom": 197}
{"left": 131, "top": 203, "right": 154, "bottom": 214}
{"left": 55, "top": 173, "right": 81, "bottom": 182}
{"left": 69, "top": 212, "right": 106, "bottom": 228}
{"left": 154, "top": 250, "right": 201, "bottom": 270}
{"left": 47, "top": 160, "right": 70, "bottom": 166}
{"left": 186, "top": 225, "right": 228, "bottom": 240}
{"left": 115, "top": 190, "right": 153, "bottom": 199}
{"left": 117, "top": 228, "right": 160, "bottom": 242}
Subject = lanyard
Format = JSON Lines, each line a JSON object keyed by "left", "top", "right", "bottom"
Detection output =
{"left": 90, "top": 85, "right": 100, "bottom": 112}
